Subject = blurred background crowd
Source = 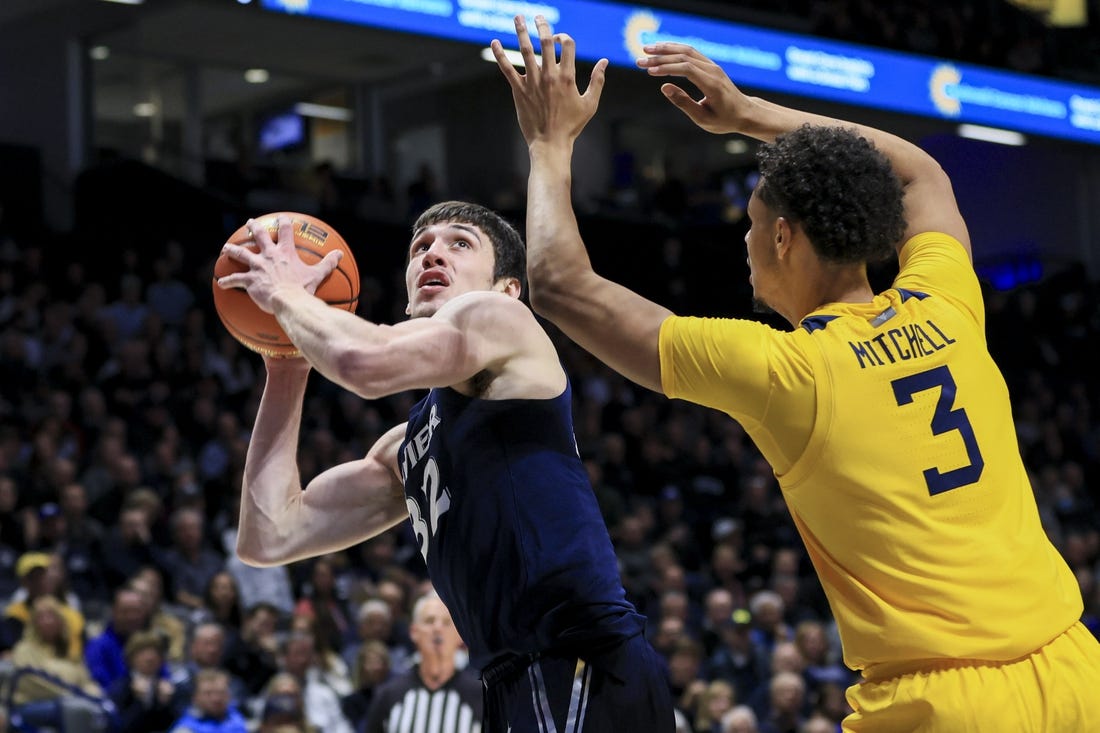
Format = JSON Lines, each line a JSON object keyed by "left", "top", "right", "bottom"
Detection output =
{"left": 1, "top": 173, "right": 1098, "bottom": 733}
{"left": 0, "top": 1, "right": 1099, "bottom": 732}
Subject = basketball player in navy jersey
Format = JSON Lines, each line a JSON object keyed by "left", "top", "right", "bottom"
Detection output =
{"left": 217, "top": 202, "right": 675, "bottom": 733}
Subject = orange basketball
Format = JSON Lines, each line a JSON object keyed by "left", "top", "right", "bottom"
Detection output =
{"left": 212, "top": 212, "right": 359, "bottom": 358}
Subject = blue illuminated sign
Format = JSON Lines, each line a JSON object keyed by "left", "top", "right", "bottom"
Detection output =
{"left": 262, "top": 0, "right": 1100, "bottom": 145}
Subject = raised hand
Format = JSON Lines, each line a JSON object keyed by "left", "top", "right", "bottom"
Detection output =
{"left": 492, "top": 14, "right": 609, "bottom": 146}
{"left": 217, "top": 216, "right": 342, "bottom": 313}
{"left": 635, "top": 42, "right": 753, "bottom": 135}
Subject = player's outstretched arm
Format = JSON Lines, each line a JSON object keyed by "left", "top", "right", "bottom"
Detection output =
{"left": 494, "top": 15, "right": 673, "bottom": 394}
{"left": 638, "top": 43, "right": 970, "bottom": 258}
{"left": 236, "top": 358, "right": 407, "bottom": 567}
{"left": 223, "top": 224, "right": 552, "bottom": 399}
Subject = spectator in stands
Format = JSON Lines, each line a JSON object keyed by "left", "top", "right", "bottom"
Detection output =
{"left": 756, "top": 671, "right": 807, "bottom": 733}
{"left": 0, "top": 474, "right": 31, "bottom": 556}
{"left": 705, "top": 608, "right": 762, "bottom": 708}
{"left": 694, "top": 679, "right": 736, "bottom": 733}
{"left": 342, "top": 597, "right": 411, "bottom": 678}
{"left": 2, "top": 551, "right": 85, "bottom": 659}
{"left": 129, "top": 565, "right": 188, "bottom": 665}
{"left": 339, "top": 639, "right": 391, "bottom": 730}
{"left": 294, "top": 555, "right": 353, "bottom": 654}
{"left": 278, "top": 629, "right": 354, "bottom": 733}
{"left": 57, "top": 480, "right": 108, "bottom": 608}
{"left": 700, "top": 587, "right": 736, "bottom": 656}
{"left": 99, "top": 273, "right": 149, "bottom": 345}
{"left": 9, "top": 595, "right": 102, "bottom": 718}
{"left": 792, "top": 620, "right": 853, "bottom": 696}
{"left": 85, "top": 586, "right": 151, "bottom": 691}
{"left": 747, "top": 591, "right": 793, "bottom": 666}
{"left": 157, "top": 506, "right": 225, "bottom": 610}
{"left": 108, "top": 629, "right": 179, "bottom": 733}
{"left": 259, "top": 673, "right": 319, "bottom": 733}
{"left": 720, "top": 705, "right": 759, "bottom": 733}
{"left": 147, "top": 255, "right": 195, "bottom": 329}
{"left": 191, "top": 570, "right": 243, "bottom": 644}
{"left": 223, "top": 602, "right": 281, "bottom": 697}
{"left": 170, "top": 622, "right": 249, "bottom": 712}
{"left": 748, "top": 642, "right": 811, "bottom": 722}
{"left": 169, "top": 668, "right": 249, "bottom": 733}
{"left": 288, "top": 611, "right": 353, "bottom": 696}
{"left": 100, "top": 504, "right": 159, "bottom": 591}
{"left": 666, "top": 637, "right": 706, "bottom": 717}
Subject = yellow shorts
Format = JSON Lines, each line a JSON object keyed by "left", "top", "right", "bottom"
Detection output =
{"left": 843, "top": 622, "right": 1100, "bottom": 732}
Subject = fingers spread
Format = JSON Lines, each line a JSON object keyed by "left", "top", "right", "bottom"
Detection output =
{"left": 215, "top": 272, "right": 248, "bottom": 290}
{"left": 276, "top": 216, "right": 295, "bottom": 248}
{"left": 319, "top": 250, "right": 343, "bottom": 275}
{"left": 534, "top": 15, "right": 555, "bottom": 68}
{"left": 491, "top": 39, "right": 523, "bottom": 83}
{"left": 584, "top": 58, "right": 609, "bottom": 101}
{"left": 222, "top": 242, "right": 259, "bottom": 267}
{"left": 556, "top": 33, "right": 575, "bottom": 70}
{"left": 514, "top": 15, "right": 539, "bottom": 76}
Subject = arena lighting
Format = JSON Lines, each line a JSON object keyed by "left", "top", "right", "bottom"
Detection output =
{"left": 133, "top": 102, "right": 157, "bottom": 117}
{"left": 98, "top": 0, "right": 145, "bottom": 5}
{"left": 89, "top": 46, "right": 110, "bottom": 61}
{"left": 293, "top": 102, "right": 353, "bottom": 122}
{"left": 957, "top": 124, "right": 1027, "bottom": 146}
{"left": 244, "top": 68, "right": 270, "bottom": 84}
{"left": 725, "top": 139, "right": 749, "bottom": 155}
{"left": 480, "top": 47, "right": 541, "bottom": 69}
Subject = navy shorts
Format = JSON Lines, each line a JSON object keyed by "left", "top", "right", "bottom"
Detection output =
{"left": 482, "top": 633, "right": 675, "bottom": 733}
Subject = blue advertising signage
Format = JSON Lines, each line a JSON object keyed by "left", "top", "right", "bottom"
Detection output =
{"left": 262, "top": 0, "right": 1100, "bottom": 145}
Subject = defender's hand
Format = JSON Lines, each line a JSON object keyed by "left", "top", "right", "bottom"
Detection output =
{"left": 636, "top": 42, "right": 753, "bottom": 135}
{"left": 492, "top": 15, "right": 609, "bottom": 146}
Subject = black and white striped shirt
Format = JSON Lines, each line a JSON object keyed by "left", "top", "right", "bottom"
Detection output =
{"left": 363, "top": 666, "right": 483, "bottom": 733}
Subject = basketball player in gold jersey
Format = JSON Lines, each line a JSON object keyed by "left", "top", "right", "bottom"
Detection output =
{"left": 493, "top": 15, "right": 1100, "bottom": 732}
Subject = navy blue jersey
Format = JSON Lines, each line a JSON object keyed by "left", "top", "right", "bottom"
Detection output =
{"left": 399, "top": 382, "right": 644, "bottom": 670}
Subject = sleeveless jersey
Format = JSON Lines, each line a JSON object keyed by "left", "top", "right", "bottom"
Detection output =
{"left": 659, "top": 232, "right": 1082, "bottom": 673}
{"left": 399, "top": 381, "right": 644, "bottom": 670}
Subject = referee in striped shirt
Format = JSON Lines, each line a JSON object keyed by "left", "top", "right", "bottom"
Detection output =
{"left": 362, "top": 591, "right": 483, "bottom": 733}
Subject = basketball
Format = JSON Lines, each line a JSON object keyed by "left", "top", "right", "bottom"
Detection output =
{"left": 212, "top": 212, "right": 359, "bottom": 358}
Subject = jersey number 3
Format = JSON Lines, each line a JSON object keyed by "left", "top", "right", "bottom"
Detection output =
{"left": 891, "top": 365, "right": 985, "bottom": 496}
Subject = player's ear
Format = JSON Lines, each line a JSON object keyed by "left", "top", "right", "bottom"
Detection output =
{"left": 496, "top": 277, "right": 522, "bottom": 300}
{"left": 775, "top": 217, "right": 793, "bottom": 260}
{"left": 405, "top": 302, "right": 412, "bottom": 316}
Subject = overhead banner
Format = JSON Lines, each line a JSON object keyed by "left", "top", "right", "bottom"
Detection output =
{"left": 262, "top": 0, "right": 1100, "bottom": 145}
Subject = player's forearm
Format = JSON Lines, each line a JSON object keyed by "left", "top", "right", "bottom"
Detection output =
{"left": 237, "top": 364, "right": 310, "bottom": 566}
{"left": 269, "top": 285, "right": 393, "bottom": 397}
{"left": 525, "top": 140, "right": 599, "bottom": 315}
{"left": 525, "top": 140, "right": 670, "bottom": 391}
{"left": 741, "top": 97, "right": 940, "bottom": 187}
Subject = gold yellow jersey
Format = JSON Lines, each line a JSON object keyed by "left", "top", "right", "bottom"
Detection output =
{"left": 659, "top": 231, "right": 1082, "bottom": 674}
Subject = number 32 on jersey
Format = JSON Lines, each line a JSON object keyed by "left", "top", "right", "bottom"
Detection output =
{"left": 407, "top": 457, "right": 451, "bottom": 562}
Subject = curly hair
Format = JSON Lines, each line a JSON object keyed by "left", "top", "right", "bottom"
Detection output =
{"left": 412, "top": 201, "right": 527, "bottom": 297}
{"left": 756, "top": 125, "right": 906, "bottom": 264}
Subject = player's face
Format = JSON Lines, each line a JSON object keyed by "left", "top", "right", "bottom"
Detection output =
{"left": 405, "top": 221, "right": 497, "bottom": 318}
{"left": 744, "top": 188, "right": 782, "bottom": 314}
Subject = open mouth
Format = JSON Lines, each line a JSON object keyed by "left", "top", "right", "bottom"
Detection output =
{"left": 417, "top": 270, "right": 449, "bottom": 289}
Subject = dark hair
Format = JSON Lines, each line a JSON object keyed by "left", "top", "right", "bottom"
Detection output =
{"left": 756, "top": 125, "right": 905, "bottom": 264}
{"left": 412, "top": 201, "right": 527, "bottom": 296}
